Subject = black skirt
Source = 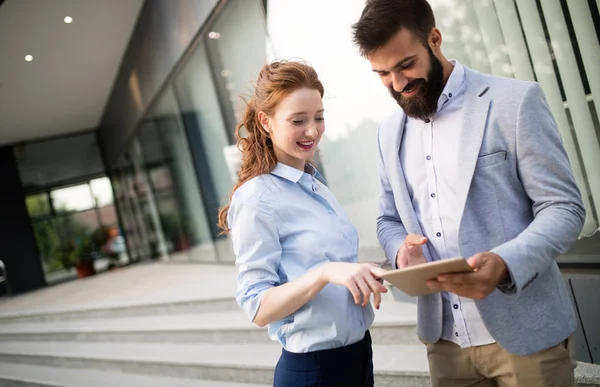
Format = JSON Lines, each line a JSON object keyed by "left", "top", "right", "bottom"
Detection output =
{"left": 273, "top": 330, "right": 374, "bottom": 387}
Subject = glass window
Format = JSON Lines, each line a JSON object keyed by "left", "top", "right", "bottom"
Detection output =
{"left": 90, "top": 177, "right": 114, "bottom": 207}
{"left": 174, "top": 43, "right": 233, "bottom": 219}
{"left": 173, "top": 0, "right": 268, "bottom": 245}
{"left": 140, "top": 86, "right": 215, "bottom": 260}
{"left": 111, "top": 160, "right": 152, "bottom": 262}
{"left": 25, "top": 175, "right": 126, "bottom": 283}
{"left": 205, "top": 0, "right": 268, "bottom": 119}
{"left": 51, "top": 184, "right": 95, "bottom": 213}
{"left": 32, "top": 220, "right": 61, "bottom": 272}
{"left": 98, "top": 205, "right": 118, "bottom": 227}
{"left": 126, "top": 142, "right": 166, "bottom": 260}
{"left": 63, "top": 209, "right": 101, "bottom": 238}
{"left": 25, "top": 193, "right": 51, "bottom": 219}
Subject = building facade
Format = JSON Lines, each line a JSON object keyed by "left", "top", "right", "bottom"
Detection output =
{"left": 0, "top": 0, "right": 598, "bottom": 364}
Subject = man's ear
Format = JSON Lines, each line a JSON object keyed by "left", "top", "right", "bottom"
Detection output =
{"left": 429, "top": 28, "right": 442, "bottom": 52}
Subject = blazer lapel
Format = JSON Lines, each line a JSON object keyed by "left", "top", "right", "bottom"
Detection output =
{"left": 456, "top": 70, "right": 491, "bottom": 223}
{"left": 382, "top": 111, "right": 421, "bottom": 234}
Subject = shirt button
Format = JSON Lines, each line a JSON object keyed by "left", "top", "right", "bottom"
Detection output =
{"left": 436, "top": 232, "right": 442, "bottom": 237}
{"left": 426, "top": 155, "right": 432, "bottom": 161}
{"left": 449, "top": 93, "right": 453, "bottom": 98}
{"left": 430, "top": 193, "right": 436, "bottom": 198}
{"left": 453, "top": 304, "right": 459, "bottom": 309}
{"left": 424, "top": 118, "right": 431, "bottom": 123}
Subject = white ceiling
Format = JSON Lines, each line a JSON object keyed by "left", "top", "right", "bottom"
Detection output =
{"left": 0, "top": 0, "right": 144, "bottom": 146}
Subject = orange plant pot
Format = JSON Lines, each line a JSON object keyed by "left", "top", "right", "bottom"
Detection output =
{"left": 75, "top": 260, "right": 96, "bottom": 278}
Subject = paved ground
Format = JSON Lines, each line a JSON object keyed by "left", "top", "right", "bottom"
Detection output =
{"left": 0, "top": 262, "right": 239, "bottom": 314}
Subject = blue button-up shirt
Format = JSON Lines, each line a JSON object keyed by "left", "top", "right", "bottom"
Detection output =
{"left": 228, "top": 162, "right": 374, "bottom": 353}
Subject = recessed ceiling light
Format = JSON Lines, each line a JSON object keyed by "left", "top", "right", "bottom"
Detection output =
{"left": 64, "top": 16, "right": 73, "bottom": 23}
{"left": 25, "top": 55, "right": 33, "bottom": 62}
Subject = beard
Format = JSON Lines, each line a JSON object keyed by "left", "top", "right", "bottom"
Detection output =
{"left": 388, "top": 48, "right": 445, "bottom": 121}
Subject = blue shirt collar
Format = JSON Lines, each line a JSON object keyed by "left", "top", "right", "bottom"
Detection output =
{"left": 271, "top": 162, "right": 309, "bottom": 183}
{"left": 271, "top": 162, "right": 324, "bottom": 184}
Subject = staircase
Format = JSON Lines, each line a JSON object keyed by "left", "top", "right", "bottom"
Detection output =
{"left": 0, "top": 294, "right": 432, "bottom": 386}
{"left": 0, "top": 263, "right": 597, "bottom": 386}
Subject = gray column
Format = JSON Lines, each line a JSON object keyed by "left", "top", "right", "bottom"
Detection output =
{"left": 492, "top": 0, "right": 535, "bottom": 81}
{"left": 539, "top": 0, "right": 600, "bottom": 235}
{"left": 460, "top": 0, "right": 492, "bottom": 73}
{"left": 472, "top": 0, "right": 513, "bottom": 77}
{"left": 565, "top": 0, "right": 600, "bottom": 131}
{"left": 515, "top": 0, "right": 598, "bottom": 235}
{"left": 430, "top": 0, "right": 472, "bottom": 67}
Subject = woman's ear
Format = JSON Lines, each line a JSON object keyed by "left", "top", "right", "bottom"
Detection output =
{"left": 257, "top": 111, "right": 271, "bottom": 136}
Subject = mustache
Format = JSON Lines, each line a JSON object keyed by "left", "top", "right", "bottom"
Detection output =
{"left": 400, "top": 79, "right": 423, "bottom": 93}
{"left": 388, "top": 78, "right": 427, "bottom": 102}
{"left": 389, "top": 79, "right": 425, "bottom": 99}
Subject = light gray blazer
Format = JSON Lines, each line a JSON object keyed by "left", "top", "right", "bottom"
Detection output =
{"left": 376, "top": 66, "right": 585, "bottom": 356}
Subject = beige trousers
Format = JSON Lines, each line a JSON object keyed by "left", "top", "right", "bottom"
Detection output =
{"left": 425, "top": 338, "right": 576, "bottom": 387}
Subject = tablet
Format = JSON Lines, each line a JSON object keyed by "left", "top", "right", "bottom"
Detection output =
{"left": 378, "top": 257, "right": 473, "bottom": 297}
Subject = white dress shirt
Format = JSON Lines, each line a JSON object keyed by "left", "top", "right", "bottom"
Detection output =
{"left": 399, "top": 60, "right": 496, "bottom": 348}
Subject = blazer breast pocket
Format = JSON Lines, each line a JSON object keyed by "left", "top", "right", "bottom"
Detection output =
{"left": 475, "top": 150, "right": 507, "bottom": 169}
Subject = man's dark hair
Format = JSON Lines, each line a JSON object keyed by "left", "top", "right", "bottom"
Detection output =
{"left": 352, "top": 0, "right": 436, "bottom": 57}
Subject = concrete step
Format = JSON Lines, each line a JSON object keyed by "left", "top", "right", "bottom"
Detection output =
{"left": 0, "top": 289, "right": 406, "bottom": 324}
{"left": 0, "top": 362, "right": 269, "bottom": 387}
{"left": 0, "top": 340, "right": 597, "bottom": 386}
{"left": 0, "top": 297, "right": 240, "bottom": 324}
{"left": 0, "top": 301, "right": 420, "bottom": 345}
{"left": 0, "top": 341, "right": 431, "bottom": 387}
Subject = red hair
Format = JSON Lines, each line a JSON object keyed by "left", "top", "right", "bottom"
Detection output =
{"left": 217, "top": 60, "right": 324, "bottom": 233}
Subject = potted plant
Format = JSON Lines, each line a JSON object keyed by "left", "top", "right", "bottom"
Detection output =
{"left": 55, "top": 226, "right": 122, "bottom": 277}
{"left": 92, "top": 226, "right": 121, "bottom": 270}
{"left": 72, "top": 235, "right": 96, "bottom": 278}
{"left": 54, "top": 237, "right": 95, "bottom": 278}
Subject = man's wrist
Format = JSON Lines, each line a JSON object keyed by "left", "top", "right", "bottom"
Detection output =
{"left": 493, "top": 254, "right": 515, "bottom": 290}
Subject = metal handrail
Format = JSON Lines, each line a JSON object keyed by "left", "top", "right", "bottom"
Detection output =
{"left": 0, "top": 260, "right": 11, "bottom": 297}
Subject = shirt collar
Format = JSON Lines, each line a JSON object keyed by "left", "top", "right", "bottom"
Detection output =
{"left": 271, "top": 162, "right": 312, "bottom": 183}
{"left": 436, "top": 59, "right": 465, "bottom": 112}
{"left": 271, "top": 162, "right": 327, "bottom": 185}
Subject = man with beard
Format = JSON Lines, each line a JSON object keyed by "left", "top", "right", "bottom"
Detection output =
{"left": 352, "top": 0, "right": 584, "bottom": 386}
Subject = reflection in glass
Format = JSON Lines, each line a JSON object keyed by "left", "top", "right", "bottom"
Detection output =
{"left": 51, "top": 184, "right": 95, "bottom": 213}
{"left": 139, "top": 87, "right": 215, "bottom": 261}
{"left": 90, "top": 177, "right": 114, "bottom": 207}
{"left": 204, "top": 0, "right": 268, "bottom": 120}
{"left": 173, "top": 0, "right": 267, "bottom": 240}
{"left": 25, "top": 194, "right": 51, "bottom": 219}
{"left": 111, "top": 164, "right": 150, "bottom": 262}
{"left": 175, "top": 42, "right": 232, "bottom": 231}
{"left": 171, "top": 0, "right": 268, "bottom": 262}
{"left": 25, "top": 178, "right": 124, "bottom": 283}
